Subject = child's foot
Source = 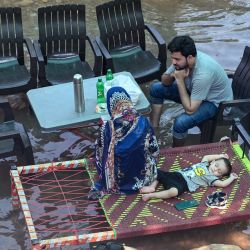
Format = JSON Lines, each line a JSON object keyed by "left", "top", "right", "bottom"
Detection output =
{"left": 140, "top": 186, "right": 155, "bottom": 194}
{"left": 142, "top": 193, "right": 153, "bottom": 202}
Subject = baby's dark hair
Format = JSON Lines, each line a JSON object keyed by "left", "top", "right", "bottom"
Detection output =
{"left": 220, "top": 157, "right": 232, "bottom": 176}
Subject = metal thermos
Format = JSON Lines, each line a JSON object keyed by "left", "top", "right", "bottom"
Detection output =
{"left": 73, "top": 74, "right": 85, "bottom": 113}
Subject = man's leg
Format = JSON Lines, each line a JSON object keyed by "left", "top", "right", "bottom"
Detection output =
{"left": 142, "top": 187, "right": 178, "bottom": 201}
{"left": 150, "top": 104, "right": 163, "bottom": 128}
{"left": 149, "top": 81, "right": 181, "bottom": 127}
{"left": 172, "top": 101, "right": 218, "bottom": 147}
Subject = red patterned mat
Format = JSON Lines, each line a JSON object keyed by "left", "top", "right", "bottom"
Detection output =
{"left": 12, "top": 140, "right": 250, "bottom": 248}
{"left": 88, "top": 140, "right": 250, "bottom": 239}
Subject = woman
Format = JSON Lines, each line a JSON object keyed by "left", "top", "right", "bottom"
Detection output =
{"left": 89, "top": 87, "right": 159, "bottom": 199}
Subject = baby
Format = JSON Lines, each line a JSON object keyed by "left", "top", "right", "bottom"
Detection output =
{"left": 140, "top": 154, "right": 238, "bottom": 202}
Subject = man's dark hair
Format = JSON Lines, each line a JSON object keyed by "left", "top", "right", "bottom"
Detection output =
{"left": 220, "top": 157, "right": 232, "bottom": 176}
{"left": 167, "top": 35, "right": 197, "bottom": 57}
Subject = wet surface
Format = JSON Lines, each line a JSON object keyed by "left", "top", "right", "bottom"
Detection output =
{"left": 1, "top": 0, "right": 250, "bottom": 249}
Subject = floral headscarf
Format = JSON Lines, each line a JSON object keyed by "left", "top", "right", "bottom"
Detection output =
{"left": 106, "top": 86, "right": 139, "bottom": 140}
{"left": 107, "top": 87, "right": 132, "bottom": 115}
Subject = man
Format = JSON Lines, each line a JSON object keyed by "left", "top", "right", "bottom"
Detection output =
{"left": 150, "top": 35, "right": 233, "bottom": 147}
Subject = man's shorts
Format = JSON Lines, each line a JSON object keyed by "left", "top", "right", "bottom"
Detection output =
{"left": 157, "top": 169, "right": 188, "bottom": 195}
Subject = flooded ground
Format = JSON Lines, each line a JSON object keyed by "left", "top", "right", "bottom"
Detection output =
{"left": 1, "top": 0, "right": 250, "bottom": 249}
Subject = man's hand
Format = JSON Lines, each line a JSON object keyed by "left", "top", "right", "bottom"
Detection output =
{"left": 174, "top": 68, "right": 189, "bottom": 82}
{"left": 172, "top": 67, "right": 201, "bottom": 114}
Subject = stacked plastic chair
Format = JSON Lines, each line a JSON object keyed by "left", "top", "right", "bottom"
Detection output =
{"left": 0, "top": 98, "right": 34, "bottom": 165}
{"left": 0, "top": 7, "right": 37, "bottom": 95}
{"left": 95, "top": 0, "right": 167, "bottom": 84}
{"left": 34, "top": 4, "right": 102, "bottom": 86}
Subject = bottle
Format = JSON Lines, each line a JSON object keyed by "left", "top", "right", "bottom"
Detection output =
{"left": 96, "top": 78, "right": 105, "bottom": 104}
{"left": 73, "top": 74, "right": 85, "bottom": 113}
{"left": 106, "top": 69, "right": 114, "bottom": 86}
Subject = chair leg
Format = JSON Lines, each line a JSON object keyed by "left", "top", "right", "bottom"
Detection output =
{"left": 172, "top": 137, "right": 185, "bottom": 147}
{"left": 14, "top": 137, "right": 34, "bottom": 165}
{"left": 14, "top": 124, "right": 35, "bottom": 165}
{"left": 24, "top": 146, "right": 35, "bottom": 165}
{"left": 231, "top": 123, "right": 238, "bottom": 142}
{"left": 242, "top": 143, "right": 246, "bottom": 158}
{"left": 200, "top": 119, "right": 216, "bottom": 144}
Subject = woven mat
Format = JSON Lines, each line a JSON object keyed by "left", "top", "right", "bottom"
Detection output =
{"left": 88, "top": 140, "right": 250, "bottom": 239}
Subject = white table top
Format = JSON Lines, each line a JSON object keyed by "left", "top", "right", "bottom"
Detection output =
{"left": 27, "top": 72, "right": 150, "bottom": 130}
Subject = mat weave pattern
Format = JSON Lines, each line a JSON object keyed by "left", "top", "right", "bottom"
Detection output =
{"left": 10, "top": 160, "right": 115, "bottom": 249}
{"left": 87, "top": 140, "right": 250, "bottom": 239}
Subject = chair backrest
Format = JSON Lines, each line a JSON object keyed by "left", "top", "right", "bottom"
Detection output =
{"left": 38, "top": 5, "right": 86, "bottom": 60}
{"left": 0, "top": 7, "right": 24, "bottom": 63}
{"left": 96, "top": 0, "right": 146, "bottom": 50}
{"left": 232, "top": 46, "right": 250, "bottom": 100}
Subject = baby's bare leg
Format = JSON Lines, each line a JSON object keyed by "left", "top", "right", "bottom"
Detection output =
{"left": 140, "top": 180, "right": 159, "bottom": 194}
{"left": 142, "top": 187, "right": 178, "bottom": 201}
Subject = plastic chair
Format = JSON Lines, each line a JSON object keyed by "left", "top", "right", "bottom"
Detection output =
{"left": 0, "top": 98, "right": 35, "bottom": 165}
{"left": 199, "top": 46, "right": 250, "bottom": 144}
{"left": 95, "top": 0, "right": 167, "bottom": 84}
{"left": 34, "top": 4, "right": 102, "bottom": 86}
{"left": 233, "top": 113, "right": 250, "bottom": 158}
{"left": 0, "top": 7, "right": 37, "bottom": 95}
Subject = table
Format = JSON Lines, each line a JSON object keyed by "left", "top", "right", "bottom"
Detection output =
{"left": 27, "top": 72, "right": 150, "bottom": 130}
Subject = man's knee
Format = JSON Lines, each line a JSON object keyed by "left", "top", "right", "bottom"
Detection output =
{"left": 150, "top": 82, "right": 162, "bottom": 97}
{"left": 149, "top": 82, "right": 165, "bottom": 105}
{"left": 173, "top": 115, "right": 191, "bottom": 134}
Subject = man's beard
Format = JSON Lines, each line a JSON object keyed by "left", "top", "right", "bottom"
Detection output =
{"left": 174, "top": 58, "right": 188, "bottom": 71}
{"left": 175, "top": 65, "right": 187, "bottom": 71}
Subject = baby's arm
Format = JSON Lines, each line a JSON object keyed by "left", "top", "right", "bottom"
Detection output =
{"left": 201, "top": 153, "right": 229, "bottom": 162}
{"left": 213, "top": 173, "right": 238, "bottom": 187}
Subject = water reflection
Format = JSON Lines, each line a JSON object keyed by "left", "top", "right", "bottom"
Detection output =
{"left": 169, "top": 0, "right": 250, "bottom": 71}
{"left": 1, "top": 0, "right": 250, "bottom": 249}
{"left": 1, "top": 0, "right": 249, "bottom": 70}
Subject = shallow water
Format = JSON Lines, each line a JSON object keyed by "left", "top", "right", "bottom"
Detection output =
{"left": 1, "top": 0, "right": 250, "bottom": 249}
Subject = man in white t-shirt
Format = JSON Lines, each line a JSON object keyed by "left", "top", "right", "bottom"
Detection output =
{"left": 150, "top": 36, "right": 233, "bottom": 147}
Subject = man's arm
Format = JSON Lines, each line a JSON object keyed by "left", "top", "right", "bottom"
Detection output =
{"left": 213, "top": 173, "right": 238, "bottom": 187}
{"left": 174, "top": 69, "right": 201, "bottom": 114}
{"left": 161, "top": 64, "right": 175, "bottom": 86}
{"left": 161, "top": 72, "right": 175, "bottom": 86}
{"left": 201, "top": 153, "right": 229, "bottom": 162}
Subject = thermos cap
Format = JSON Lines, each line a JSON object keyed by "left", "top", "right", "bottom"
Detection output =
{"left": 74, "top": 74, "right": 82, "bottom": 82}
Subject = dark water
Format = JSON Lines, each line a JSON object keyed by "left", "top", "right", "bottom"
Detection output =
{"left": 1, "top": 0, "right": 250, "bottom": 249}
